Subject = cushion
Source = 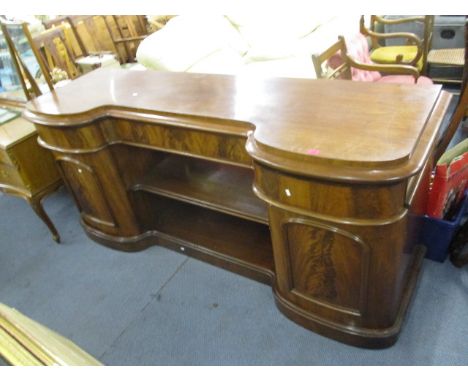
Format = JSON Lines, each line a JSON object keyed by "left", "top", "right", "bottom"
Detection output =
{"left": 228, "top": 14, "right": 331, "bottom": 61}
{"left": 371, "top": 46, "right": 423, "bottom": 71}
{"left": 377, "top": 75, "right": 433, "bottom": 85}
{"left": 241, "top": 55, "right": 317, "bottom": 79}
{"left": 345, "top": 34, "right": 381, "bottom": 82}
{"left": 187, "top": 47, "right": 245, "bottom": 75}
{"left": 136, "top": 15, "right": 248, "bottom": 72}
{"left": 305, "top": 16, "right": 360, "bottom": 55}
{"left": 226, "top": 14, "right": 330, "bottom": 41}
{"left": 326, "top": 34, "right": 381, "bottom": 82}
{"left": 326, "top": 33, "right": 433, "bottom": 85}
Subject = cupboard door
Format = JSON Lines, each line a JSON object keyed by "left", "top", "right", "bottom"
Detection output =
{"left": 283, "top": 219, "right": 368, "bottom": 314}
{"left": 57, "top": 158, "right": 117, "bottom": 231}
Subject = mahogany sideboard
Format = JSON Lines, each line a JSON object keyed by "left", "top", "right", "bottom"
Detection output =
{"left": 24, "top": 68, "right": 451, "bottom": 348}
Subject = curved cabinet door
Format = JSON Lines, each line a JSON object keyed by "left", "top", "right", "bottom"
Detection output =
{"left": 57, "top": 158, "right": 117, "bottom": 232}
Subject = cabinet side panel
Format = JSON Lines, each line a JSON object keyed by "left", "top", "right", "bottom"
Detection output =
{"left": 8, "top": 135, "right": 60, "bottom": 193}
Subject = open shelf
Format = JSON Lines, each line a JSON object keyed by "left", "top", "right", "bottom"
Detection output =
{"left": 132, "top": 153, "right": 268, "bottom": 225}
{"left": 133, "top": 193, "right": 274, "bottom": 279}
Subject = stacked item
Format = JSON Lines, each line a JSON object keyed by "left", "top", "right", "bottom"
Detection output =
{"left": 428, "top": 139, "right": 468, "bottom": 219}
{"left": 422, "top": 139, "right": 468, "bottom": 262}
{"left": 427, "top": 16, "right": 466, "bottom": 83}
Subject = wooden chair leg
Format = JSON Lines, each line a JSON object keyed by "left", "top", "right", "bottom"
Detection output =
{"left": 28, "top": 196, "right": 60, "bottom": 243}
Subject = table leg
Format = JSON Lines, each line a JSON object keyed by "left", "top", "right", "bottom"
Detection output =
{"left": 28, "top": 195, "right": 60, "bottom": 243}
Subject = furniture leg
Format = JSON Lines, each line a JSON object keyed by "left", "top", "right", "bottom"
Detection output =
{"left": 28, "top": 195, "right": 60, "bottom": 243}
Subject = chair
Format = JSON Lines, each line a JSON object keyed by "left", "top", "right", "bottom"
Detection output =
{"left": 360, "top": 15, "right": 434, "bottom": 73}
{"left": 0, "top": 20, "right": 54, "bottom": 97}
{"left": 0, "top": 19, "right": 62, "bottom": 242}
{"left": 104, "top": 16, "right": 149, "bottom": 63}
{"left": 69, "top": 16, "right": 127, "bottom": 63}
{"left": 44, "top": 16, "right": 121, "bottom": 63}
{"left": 39, "top": 17, "right": 122, "bottom": 78}
{"left": 427, "top": 48, "right": 465, "bottom": 84}
{"left": 426, "top": 17, "right": 467, "bottom": 84}
{"left": 42, "top": 16, "right": 87, "bottom": 58}
{"left": 146, "top": 15, "right": 174, "bottom": 33}
{"left": 32, "top": 24, "right": 82, "bottom": 80}
{"left": 312, "top": 34, "right": 433, "bottom": 85}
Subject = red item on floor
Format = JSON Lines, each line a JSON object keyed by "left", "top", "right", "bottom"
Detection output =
{"left": 427, "top": 150, "right": 468, "bottom": 219}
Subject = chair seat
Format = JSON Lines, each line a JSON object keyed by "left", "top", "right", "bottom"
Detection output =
{"left": 371, "top": 46, "right": 423, "bottom": 71}
{"left": 376, "top": 75, "right": 433, "bottom": 85}
{"left": 427, "top": 48, "right": 465, "bottom": 66}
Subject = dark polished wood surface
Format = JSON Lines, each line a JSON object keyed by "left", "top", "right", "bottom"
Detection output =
{"left": 24, "top": 68, "right": 452, "bottom": 348}
{"left": 25, "top": 68, "right": 444, "bottom": 177}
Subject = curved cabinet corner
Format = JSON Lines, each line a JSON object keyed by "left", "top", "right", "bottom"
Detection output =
{"left": 56, "top": 157, "right": 117, "bottom": 231}
{"left": 253, "top": 159, "right": 425, "bottom": 348}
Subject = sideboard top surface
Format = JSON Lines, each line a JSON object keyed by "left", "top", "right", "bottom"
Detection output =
{"left": 25, "top": 68, "right": 445, "bottom": 171}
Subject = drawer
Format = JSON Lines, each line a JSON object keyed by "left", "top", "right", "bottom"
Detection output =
{"left": 0, "top": 148, "right": 13, "bottom": 166}
{"left": 0, "top": 162, "right": 24, "bottom": 189}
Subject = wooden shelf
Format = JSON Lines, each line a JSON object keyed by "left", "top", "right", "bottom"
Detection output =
{"left": 133, "top": 154, "right": 268, "bottom": 225}
{"left": 133, "top": 193, "right": 274, "bottom": 280}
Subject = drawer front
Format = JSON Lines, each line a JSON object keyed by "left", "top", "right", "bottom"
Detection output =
{"left": 0, "top": 162, "right": 24, "bottom": 189}
{"left": 0, "top": 149, "right": 13, "bottom": 166}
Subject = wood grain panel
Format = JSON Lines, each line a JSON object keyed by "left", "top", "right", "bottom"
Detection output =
{"left": 255, "top": 164, "right": 406, "bottom": 220}
{"left": 35, "top": 122, "right": 107, "bottom": 151}
{"left": 108, "top": 119, "right": 251, "bottom": 166}
{"left": 284, "top": 220, "right": 369, "bottom": 314}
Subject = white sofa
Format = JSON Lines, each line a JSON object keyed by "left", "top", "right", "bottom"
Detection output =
{"left": 136, "top": 15, "right": 360, "bottom": 79}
